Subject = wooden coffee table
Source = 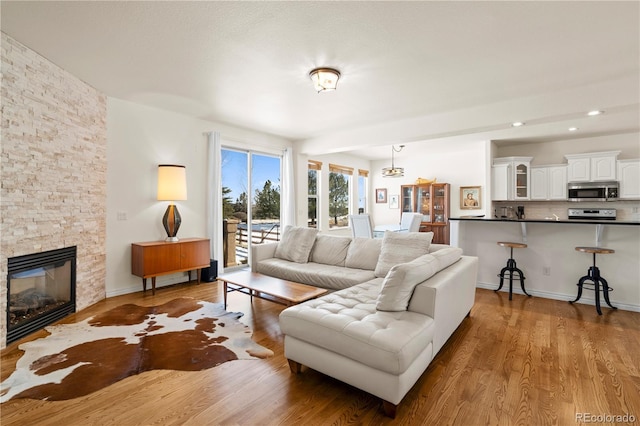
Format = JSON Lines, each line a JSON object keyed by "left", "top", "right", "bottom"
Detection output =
{"left": 218, "top": 270, "right": 327, "bottom": 309}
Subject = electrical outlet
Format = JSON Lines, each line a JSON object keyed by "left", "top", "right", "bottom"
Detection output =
{"left": 543, "top": 266, "right": 551, "bottom": 276}
{"left": 117, "top": 211, "right": 127, "bottom": 221}
{"left": 633, "top": 207, "right": 639, "bottom": 214}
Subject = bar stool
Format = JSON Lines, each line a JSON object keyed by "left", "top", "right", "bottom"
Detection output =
{"left": 570, "top": 247, "right": 617, "bottom": 315}
{"left": 495, "top": 242, "right": 531, "bottom": 300}
{"left": 494, "top": 241, "right": 531, "bottom": 300}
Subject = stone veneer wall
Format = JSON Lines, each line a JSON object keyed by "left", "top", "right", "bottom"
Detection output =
{"left": 0, "top": 33, "right": 107, "bottom": 349}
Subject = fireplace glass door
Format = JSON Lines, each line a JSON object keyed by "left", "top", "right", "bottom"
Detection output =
{"left": 7, "top": 246, "right": 76, "bottom": 344}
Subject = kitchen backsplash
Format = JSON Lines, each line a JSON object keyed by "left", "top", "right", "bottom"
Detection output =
{"left": 492, "top": 201, "right": 640, "bottom": 222}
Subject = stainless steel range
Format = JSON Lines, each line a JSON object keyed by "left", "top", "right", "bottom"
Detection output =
{"left": 568, "top": 208, "right": 617, "bottom": 220}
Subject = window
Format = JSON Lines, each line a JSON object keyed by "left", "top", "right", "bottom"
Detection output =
{"left": 308, "top": 160, "right": 321, "bottom": 228}
{"left": 358, "top": 169, "right": 369, "bottom": 214}
{"left": 221, "top": 148, "right": 281, "bottom": 268}
{"left": 328, "top": 163, "right": 353, "bottom": 228}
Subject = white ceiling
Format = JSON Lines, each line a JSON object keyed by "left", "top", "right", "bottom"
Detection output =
{"left": 2, "top": 1, "right": 639, "bottom": 160}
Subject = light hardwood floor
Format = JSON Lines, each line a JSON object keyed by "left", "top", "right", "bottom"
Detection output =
{"left": 2, "top": 281, "right": 639, "bottom": 425}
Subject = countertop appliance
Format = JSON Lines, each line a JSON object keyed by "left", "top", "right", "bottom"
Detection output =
{"left": 568, "top": 208, "right": 617, "bottom": 220}
{"left": 567, "top": 181, "right": 619, "bottom": 202}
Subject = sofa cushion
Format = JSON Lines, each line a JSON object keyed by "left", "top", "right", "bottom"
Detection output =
{"left": 376, "top": 247, "right": 463, "bottom": 311}
{"left": 374, "top": 231, "right": 434, "bottom": 278}
{"left": 310, "top": 235, "right": 352, "bottom": 267}
{"left": 274, "top": 226, "right": 318, "bottom": 263}
{"left": 279, "top": 279, "right": 436, "bottom": 375}
{"left": 344, "top": 237, "right": 382, "bottom": 270}
{"left": 256, "top": 258, "right": 376, "bottom": 290}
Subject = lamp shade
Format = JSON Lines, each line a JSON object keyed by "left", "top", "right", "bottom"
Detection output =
{"left": 157, "top": 164, "right": 187, "bottom": 201}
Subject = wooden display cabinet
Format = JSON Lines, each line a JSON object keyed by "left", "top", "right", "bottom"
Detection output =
{"left": 400, "top": 183, "right": 450, "bottom": 244}
{"left": 131, "top": 238, "right": 210, "bottom": 295}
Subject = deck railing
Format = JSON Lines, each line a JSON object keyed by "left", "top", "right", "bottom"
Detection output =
{"left": 224, "top": 220, "right": 280, "bottom": 267}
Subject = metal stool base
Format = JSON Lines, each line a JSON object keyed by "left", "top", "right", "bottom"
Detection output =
{"left": 569, "top": 258, "right": 617, "bottom": 315}
{"left": 495, "top": 249, "right": 531, "bottom": 301}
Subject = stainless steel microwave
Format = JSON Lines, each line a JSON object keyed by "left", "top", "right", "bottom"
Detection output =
{"left": 567, "top": 181, "right": 619, "bottom": 202}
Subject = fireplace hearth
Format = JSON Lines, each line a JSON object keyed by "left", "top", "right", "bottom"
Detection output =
{"left": 7, "top": 246, "right": 76, "bottom": 344}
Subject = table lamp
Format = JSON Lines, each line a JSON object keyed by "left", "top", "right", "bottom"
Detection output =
{"left": 157, "top": 164, "right": 187, "bottom": 241}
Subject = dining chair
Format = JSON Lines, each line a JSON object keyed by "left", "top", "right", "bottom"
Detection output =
{"left": 400, "top": 212, "right": 423, "bottom": 232}
{"left": 349, "top": 214, "right": 374, "bottom": 238}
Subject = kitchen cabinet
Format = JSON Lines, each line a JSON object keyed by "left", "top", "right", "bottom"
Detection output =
{"left": 131, "top": 238, "right": 210, "bottom": 295}
{"left": 400, "top": 182, "right": 450, "bottom": 244}
{"left": 530, "top": 165, "right": 567, "bottom": 200}
{"left": 491, "top": 163, "right": 509, "bottom": 201}
{"left": 401, "top": 185, "right": 416, "bottom": 213}
{"left": 492, "top": 157, "right": 532, "bottom": 200}
{"left": 565, "top": 151, "right": 620, "bottom": 182}
{"left": 618, "top": 159, "right": 640, "bottom": 199}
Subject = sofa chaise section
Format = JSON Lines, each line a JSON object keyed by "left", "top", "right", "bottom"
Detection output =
{"left": 279, "top": 255, "right": 478, "bottom": 417}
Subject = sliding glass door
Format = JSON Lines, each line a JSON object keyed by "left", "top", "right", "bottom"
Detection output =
{"left": 221, "top": 148, "right": 281, "bottom": 270}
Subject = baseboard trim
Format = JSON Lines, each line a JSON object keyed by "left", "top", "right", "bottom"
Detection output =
{"left": 107, "top": 273, "right": 195, "bottom": 298}
{"left": 476, "top": 282, "right": 640, "bottom": 313}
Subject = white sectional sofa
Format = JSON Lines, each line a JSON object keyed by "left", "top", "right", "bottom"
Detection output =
{"left": 250, "top": 226, "right": 478, "bottom": 417}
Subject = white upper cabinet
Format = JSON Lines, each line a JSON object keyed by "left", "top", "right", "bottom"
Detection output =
{"left": 565, "top": 151, "right": 620, "bottom": 182}
{"left": 492, "top": 163, "right": 510, "bottom": 201}
{"left": 530, "top": 165, "right": 567, "bottom": 200}
{"left": 492, "top": 157, "right": 532, "bottom": 200}
{"left": 618, "top": 159, "right": 640, "bottom": 199}
{"left": 530, "top": 167, "right": 548, "bottom": 200}
{"left": 548, "top": 166, "right": 569, "bottom": 199}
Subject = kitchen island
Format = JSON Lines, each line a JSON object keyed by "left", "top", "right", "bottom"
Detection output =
{"left": 449, "top": 217, "right": 640, "bottom": 312}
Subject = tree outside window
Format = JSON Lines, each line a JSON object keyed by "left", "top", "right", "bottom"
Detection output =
{"left": 308, "top": 169, "right": 318, "bottom": 228}
{"left": 329, "top": 171, "right": 350, "bottom": 228}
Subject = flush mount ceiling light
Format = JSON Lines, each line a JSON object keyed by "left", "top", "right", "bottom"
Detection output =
{"left": 511, "top": 121, "right": 525, "bottom": 127}
{"left": 569, "top": 127, "right": 579, "bottom": 132}
{"left": 382, "top": 145, "right": 405, "bottom": 178}
{"left": 587, "top": 110, "right": 604, "bottom": 116}
{"left": 309, "top": 67, "right": 341, "bottom": 93}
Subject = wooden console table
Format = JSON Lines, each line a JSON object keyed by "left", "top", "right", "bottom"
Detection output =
{"left": 131, "top": 238, "right": 210, "bottom": 295}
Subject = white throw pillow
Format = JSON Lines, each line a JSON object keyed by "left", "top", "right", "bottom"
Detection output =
{"left": 376, "top": 254, "right": 438, "bottom": 311}
{"left": 431, "top": 246, "right": 464, "bottom": 269}
{"left": 376, "top": 247, "right": 463, "bottom": 311}
{"left": 374, "top": 231, "right": 433, "bottom": 278}
{"left": 274, "top": 226, "right": 318, "bottom": 263}
{"left": 344, "top": 238, "right": 382, "bottom": 270}
{"left": 310, "top": 235, "right": 352, "bottom": 266}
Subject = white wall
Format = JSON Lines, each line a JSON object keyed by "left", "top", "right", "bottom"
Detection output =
{"left": 496, "top": 132, "right": 640, "bottom": 164}
{"left": 370, "top": 140, "right": 491, "bottom": 227}
{"left": 106, "top": 98, "right": 291, "bottom": 296}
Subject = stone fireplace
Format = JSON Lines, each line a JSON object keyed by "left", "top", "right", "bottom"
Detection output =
{"left": 7, "top": 247, "right": 77, "bottom": 345}
{"left": 1, "top": 33, "right": 107, "bottom": 349}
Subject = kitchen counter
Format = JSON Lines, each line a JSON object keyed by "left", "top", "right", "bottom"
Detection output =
{"left": 450, "top": 216, "right": 639, "bottom": 247}
{"left": 450, "top": 217, "right": 640, "bottom": 226}
{"left": 448, "top": 217, "right": 640, "bottom": 312}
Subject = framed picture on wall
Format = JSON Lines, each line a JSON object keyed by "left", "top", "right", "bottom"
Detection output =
{"left": 376, "top": 188, "right": 387, "bottom": 204}
{"left": 389, "top": 194, "right": 399, "bottom": 209}
{"left": 460, "top": 186, "right": 481, "bottom": 209}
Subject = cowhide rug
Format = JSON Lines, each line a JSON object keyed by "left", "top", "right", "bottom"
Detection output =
{"left": 0, "top": 298, "right": 273, "bottom": 402}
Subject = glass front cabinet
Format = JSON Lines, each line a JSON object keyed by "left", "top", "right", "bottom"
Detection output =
{"left": 401, "top": 185, "right": 415, "bottom": 213}
{"left": 399, "top": 183, "right": 450, "bottom": 244}
{"left": 492, "top": 157, "right": 532, "bottom": 201}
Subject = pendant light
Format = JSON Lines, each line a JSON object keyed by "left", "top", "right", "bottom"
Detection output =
{"left": 382, "top": 145, "right": 405, "bottom": 178}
